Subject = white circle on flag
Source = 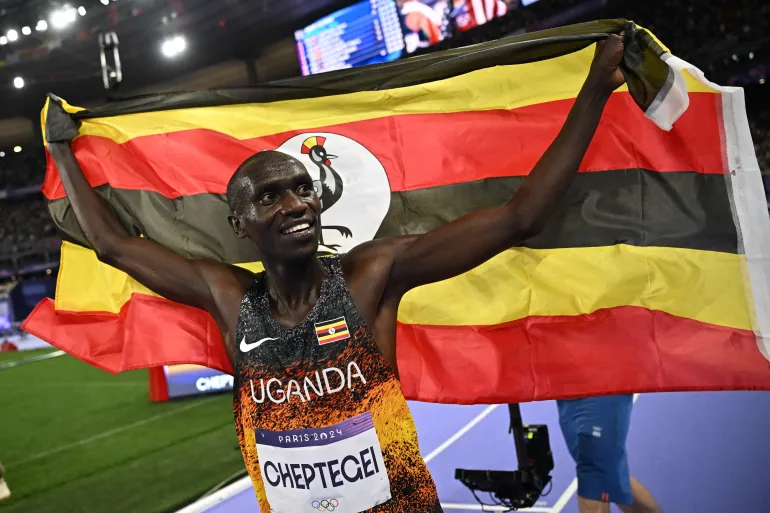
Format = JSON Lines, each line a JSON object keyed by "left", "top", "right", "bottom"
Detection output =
{"left": 275, "top": 133, "right": 391, "bottom": 254}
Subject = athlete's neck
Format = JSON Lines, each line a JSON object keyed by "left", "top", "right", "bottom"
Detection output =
{"left": 262, "top": 255, "right": 324, "bottom": 327}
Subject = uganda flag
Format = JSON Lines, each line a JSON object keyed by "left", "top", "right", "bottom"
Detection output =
{"left": 22, "top": 20, "right": 770, "bottom": 404}
{"left": 315, "top": 317, "right": 351, "bottom": 346}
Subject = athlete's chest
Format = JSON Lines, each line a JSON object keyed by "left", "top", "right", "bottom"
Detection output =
{"left": 236, "top": 284, "right": 396, "bottom": 406}
{"left": 239, "top": 291, "right": 361, "bottom": 364}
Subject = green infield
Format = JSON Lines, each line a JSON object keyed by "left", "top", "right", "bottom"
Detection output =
{"left": 0, "top": 350, "right": 245, "bottom": 513}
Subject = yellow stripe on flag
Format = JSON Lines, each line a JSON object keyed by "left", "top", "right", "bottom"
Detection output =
{"left": 315, "top": 320, "right": 347, "bottom": 332}
{"left": 55, "top": 242, "right": 751, "bottom": 331}
{"left": 318, "top": 330, "right": 349, "bottom": 342}
{"left": 399, "top": 245, "right": 751, "bottom": 330}
{"left": 54, "top": 241, "right": 263, "bottom": 312}
{"left": 70, "top": 46, "right": 717, "bottom": 145}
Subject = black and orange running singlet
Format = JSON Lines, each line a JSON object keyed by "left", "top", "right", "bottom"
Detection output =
{"left": 233, "top": 256, "right": 441, "bottom": 513}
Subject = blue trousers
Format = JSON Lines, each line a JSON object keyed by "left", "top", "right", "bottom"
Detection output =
{"left": 557, "top": 395, "right": 634, "bottom": 505}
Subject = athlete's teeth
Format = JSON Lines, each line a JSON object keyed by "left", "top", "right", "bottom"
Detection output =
{"left": 285, "top": 222, "right": 310, "bottom": 234}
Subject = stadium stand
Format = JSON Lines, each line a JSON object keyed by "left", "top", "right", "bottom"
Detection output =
{"left": 0, "top": 152, "right": 45, "bottom": 191}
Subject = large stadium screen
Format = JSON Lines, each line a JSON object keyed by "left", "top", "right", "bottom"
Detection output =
{"left": 163, "top": 364, "right": 234, "bottom": 398}
{"left": 401, "top": 0, "right": 518, "bottom": 53}
{"left": 295, "top": 0, "right": 406, "bottom": 76}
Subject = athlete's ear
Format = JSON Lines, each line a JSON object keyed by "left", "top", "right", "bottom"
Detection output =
{"left": 228, "top": 214, "right": 248, "bottom": 239}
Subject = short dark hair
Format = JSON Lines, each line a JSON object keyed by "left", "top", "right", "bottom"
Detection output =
{"left": 226, "top": 150, "right": 302, "bottom": 215}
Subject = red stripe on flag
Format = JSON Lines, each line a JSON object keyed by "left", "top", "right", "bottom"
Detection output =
{"left": 43, "top": 93, "right": 724, "bottom": 200}
{"left": 22, "top": 297, "right": 770, "bottom": 403}
{"left": 318, "top": 332, "right": 350, "bottom": 345}
{"left": 21, "top": 296, "right": 232, "bottom": 375}
{"left": 396, "top": 306, "right": 770, "bottom": 404}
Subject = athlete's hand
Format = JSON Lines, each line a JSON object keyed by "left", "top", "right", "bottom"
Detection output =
{"left": 45, "top": 93, "right": 80, "bottom": 144}
{"left": 586, "top": 33, "right": 626, "bottom": 95}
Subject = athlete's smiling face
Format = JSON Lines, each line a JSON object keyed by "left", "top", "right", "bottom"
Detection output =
{"left": 227, "top": 151, "right": 322, "bottom": 261}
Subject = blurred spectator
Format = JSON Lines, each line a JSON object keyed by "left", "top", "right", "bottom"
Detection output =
{"left": 0, "top": 195, "right": 58, "bottom": 256}
{"left": 0, "top": 148, "right": 57, "bottom": 260}
{"left": 599, "top": 0, "right": 770, "bottom": 74}
{"left": 0, "top": 150, "right": 46, "bottom": 191}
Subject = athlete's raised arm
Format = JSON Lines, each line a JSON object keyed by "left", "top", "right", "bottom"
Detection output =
{"left": 45, "top": 100, "right": 250, "bottom": 363}
{"left": 375, "top": 34, "right": 626, "bottom": 298}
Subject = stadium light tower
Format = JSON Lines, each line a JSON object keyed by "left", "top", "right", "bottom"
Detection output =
{"left": 98, "top": 31, "right": 123, "bottom": 90}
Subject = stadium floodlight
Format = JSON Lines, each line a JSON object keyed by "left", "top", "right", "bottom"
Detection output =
{"left": 101, "top": 0, "right": 109, "bottom": 5}
{"left": 0, "top": 152, "right": 5, "bottom": 158}
{"left": 37, "top": 20, "right": 48, "bottom": 31}
{"left": 13, "top": 146, "right": 22, "bottom": 153}
{"left": 51, "top": 5, "right": 78, "bottom": 30}
{"left": 161, "top": 35, "right": 186, "bottom": 58}
{"left": 78, "top": 6, "right": 86, "bottom": 16}
{"left": 21, "top": 26, "right": 31, "bottom": 35}
{"left": 0, "top": 36, "right": 6, "bottom": 45}
{"left": 7, "top": 29, "right": 18, "bottom": 41}
{"left": 13, "top": 77, "right": 24, "bottom": 89}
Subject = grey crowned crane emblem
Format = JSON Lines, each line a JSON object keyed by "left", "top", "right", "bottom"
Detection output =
{"left": 301, "top": 136, "right": 353, "bottom": 251}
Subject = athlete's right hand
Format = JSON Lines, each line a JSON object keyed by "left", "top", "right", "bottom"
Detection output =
{"left": 45, "top": 93, "right": 80, "bottom": 143}
{"left": 586, "top": 33, "right": 626, "bottom": 95}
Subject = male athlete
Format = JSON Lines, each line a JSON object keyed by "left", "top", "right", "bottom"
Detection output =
{"left": 45, "top": 35, "right": 625, "bottom": 513}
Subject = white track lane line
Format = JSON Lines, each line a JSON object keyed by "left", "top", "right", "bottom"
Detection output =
{"left": 175, "top": 476, "right": 255, "bottom": 513}
{"left": 424, "top": 404, "right": 500, "bottom": 464}
{"left": 441, "top": 503, "right": 552, "bottom": 512}
{"left": 550, "top": 394, "right": 641, "bottom": 513}
{"left": 10, "top": 397, "right": 216, "bottom": 468}
{"left": 0, "top": 382, "right": 146, "bottom": 388}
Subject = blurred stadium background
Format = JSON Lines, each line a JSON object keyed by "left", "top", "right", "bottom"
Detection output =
{"left": 0, "top": 0, "right": 768, "bottom": 512}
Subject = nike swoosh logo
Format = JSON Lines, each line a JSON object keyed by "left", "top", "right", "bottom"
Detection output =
{"left": 240, "top": 336, "right": 278, "bottom": 353}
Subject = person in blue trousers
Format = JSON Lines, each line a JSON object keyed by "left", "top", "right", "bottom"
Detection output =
{"left": 557, "top": 395, "right": 662, "bottom": 513}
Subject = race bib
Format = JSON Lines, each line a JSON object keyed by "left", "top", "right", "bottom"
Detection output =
{"left": 256, "top": 412, "right": 392, "bottom": 513}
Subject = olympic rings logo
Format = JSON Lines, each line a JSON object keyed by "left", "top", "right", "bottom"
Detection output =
{"left": 311, "top": 499, "right": 339, "bottom": 511}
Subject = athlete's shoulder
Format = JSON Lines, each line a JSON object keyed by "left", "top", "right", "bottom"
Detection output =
{"left": 341, "top": 236, "right": 418, "bottom": 278}
{"left": 196, "top": 259, "right": 256, "bottom": 298}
